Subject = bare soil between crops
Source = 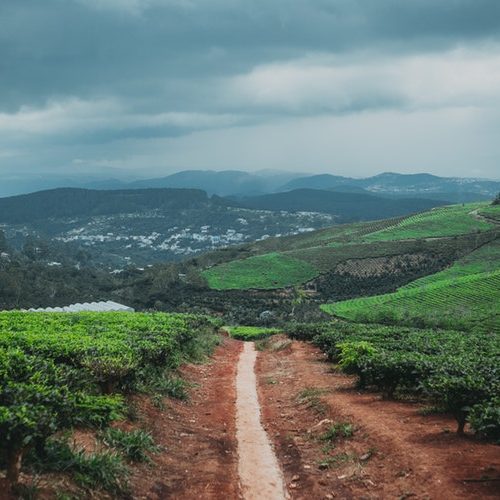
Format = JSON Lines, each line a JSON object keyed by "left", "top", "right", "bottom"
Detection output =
{"left": 256, "top": 336, "right": 500, "bottom": 500}
{"left": 131, "top": 335, "right": 500, "bottom": 499}
{"left": 128, "top": 335, "right": 242, "bottom": 499}
{"left": 3, "top": 335, "right": 499, "bottom": 499}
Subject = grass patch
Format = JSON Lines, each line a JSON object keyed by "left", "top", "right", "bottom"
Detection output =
{"left": 320, "top": 422, "right": 355, "bottom": 441}
{"left": 31, "top": 438, "right": 129, "bottom": 496}
{"left": 203, "top": 252, "right": 318, "bottom": 290}
{"left": 100, "top": 428, "right": 159, "bottom": 463}
{"left": 362, "top": 203, "right": 494, "bottom": 241}
{"left": 318, "top": 452, "right": 356, "bottom": 469}
{"left": 224, "top": 325, "right": 282, "bottom": 341}
{"left": 297, "top": 387, "right": 329, "bottom": 414}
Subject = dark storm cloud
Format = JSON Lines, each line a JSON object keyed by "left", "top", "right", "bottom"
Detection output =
{"left": 2, "top": 0, "right": 499, "bottom": 111}
{"left": 1, "top": 0, "right": 500, "bottom": 179}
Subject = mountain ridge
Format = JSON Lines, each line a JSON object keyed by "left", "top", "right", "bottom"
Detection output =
{"left": 2, "top": 170, "right": 499, "bottom": 201}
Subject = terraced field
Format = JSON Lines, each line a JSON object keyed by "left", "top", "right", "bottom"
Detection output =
{"left": 323, "top": 238, "right": 500, "bottom": 333}
{"left": 362, "top": 203, "right": 497, "bottom": 242}
{"left": 202, "top": 203, "right": 499, "bottom": 291}
{"left": 203, "top": 252, "right": 317, "bottom": 290}
{"left": 478, "top": 204, "right": 500, "bottom": 222}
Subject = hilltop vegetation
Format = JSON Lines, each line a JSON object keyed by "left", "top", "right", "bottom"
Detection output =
{"left": 323, "top": 267, "right": 500, "bottom": 333}
{"left": 362, "top": 203, "right": 493, "bottom": 241}
{"left": 240, "top": 188, "right": 445, "bottom": 220}
{"left": 0, "top": 189, "right": 335, "bottom": 268}
{"left": 1, "top": 202, "right": 498, "bottom": 328}
{"left": 322, "top": 237, "right": 500, "bottom": 333}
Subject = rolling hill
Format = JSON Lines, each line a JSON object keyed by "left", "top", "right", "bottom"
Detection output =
{"left": 3, "top": 169, "right": 499, "bottom": 202}
{"left": 239, "top": 188, "right": 447, "bottom": 220}
{"left": 0, "top": 187, "right": 336, "bottom": 267}
{"left": 0, "top": 187, "right": 216, "bottom": 223}
{"left": 282, "top": 172, "right": 500, "bottom": 203}
{"left": 322, "top": 247, "right": 500, "bottom": 334}
{"left": 202, "top": 203, "right": 500, "bottom": 291}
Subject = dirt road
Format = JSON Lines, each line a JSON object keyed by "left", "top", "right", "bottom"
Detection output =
{"left": 129, "top": 335, "right": 499, "bottom": 499}
{"left": 236, "top": 342, "right": 288, "bottom": 499}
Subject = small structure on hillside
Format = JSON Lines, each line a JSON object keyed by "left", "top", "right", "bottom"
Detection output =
{"left": 27, "top": 301, "right": 135, "bottom": 313}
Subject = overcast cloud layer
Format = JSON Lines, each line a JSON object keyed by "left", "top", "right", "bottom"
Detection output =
{"left": 1, "top": 0, "right": 500, "bottom": 181}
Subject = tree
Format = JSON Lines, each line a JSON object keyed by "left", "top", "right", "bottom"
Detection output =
{"left": 492, "top": 192, "right": 500, "bottom": 205}
{"left": 0, "top": 230, "right": 9, "bottom": 253}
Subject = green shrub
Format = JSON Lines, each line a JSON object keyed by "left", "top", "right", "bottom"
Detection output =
{"left": 320, "top": 422, "right": 355, "bottom": 441}
{"left": 468, "top": 397, "right": 500, "bottom": 442}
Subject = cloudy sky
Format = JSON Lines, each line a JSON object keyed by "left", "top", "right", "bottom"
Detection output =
{"left": 1, "top": 0, "right": 500, "bottom": 182}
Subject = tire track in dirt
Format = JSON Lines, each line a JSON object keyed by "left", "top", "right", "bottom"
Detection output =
{"left": 236, "top": 341, "right": 288, "bottom": 500}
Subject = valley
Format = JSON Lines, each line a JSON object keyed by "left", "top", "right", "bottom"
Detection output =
{"left": 4, "top": 1, "right": 500, "bottom": 498}
{"left": 1, "top": 197, "right": 499, "bottom": 498}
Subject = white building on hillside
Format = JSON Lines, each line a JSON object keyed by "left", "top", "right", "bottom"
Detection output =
{"left": 27, "top": 301, "right": 135, "bottom": 313}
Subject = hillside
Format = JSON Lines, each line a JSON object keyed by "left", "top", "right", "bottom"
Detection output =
{"left": 239, "top": 189, "right": 446, "bottom": 220}
{"left": 322, "top": 238, "right": 500, "bottom": 333}
{"left": 0, "top": 186, "right": 453, "bottom": 269}
{"left": 283, "top": 172, "right": 500, "bottom": 202}
{"left": 0, "top": 188, "right": 335, "bottom": 267}
{"left": 0, "top": 187, "right": 215, "bottom": 223}
{"left": 202, "top": 203, "right": 500, "bottom": 292}
{"left": 2, "top": 203, "right": 499, "bottom": 500}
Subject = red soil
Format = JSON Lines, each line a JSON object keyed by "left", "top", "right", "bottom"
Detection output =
{"left": 3, "top": 336, "right": 499, "bottom": 500}
{"left": 129, "top": 336, "right": 242, "bottom": 499}
{"left": 256, "top": 337, "right": 500, "bottom": 500}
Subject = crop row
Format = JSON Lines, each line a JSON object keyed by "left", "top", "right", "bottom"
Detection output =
{"left": 0, "top": 311, "right": 221, "bottom": 491}
{"left": 363, "top": 203, "right": 495, "bottom": 242}
{"left": 323, "top": 269, "right": 500, "bottom": 334}
{"left": 287, "top": 321, "right": 500, "bottom": 440}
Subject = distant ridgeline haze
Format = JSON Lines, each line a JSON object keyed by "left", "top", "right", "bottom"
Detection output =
{"left": 0, "top": 184, "right": 456, "bottom": 268}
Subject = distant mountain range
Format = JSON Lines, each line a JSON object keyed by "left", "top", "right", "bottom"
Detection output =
{"left": 0, "top": 185, "right": 453, "bottom": 268}
{"left": 2, "top": 170, "right": 499, "bottom": 203}
{"left": 282, "top": 172, "right": 500, "bottom": 203}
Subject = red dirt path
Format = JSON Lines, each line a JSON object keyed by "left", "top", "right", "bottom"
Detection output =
{"left": 256, "top": 337, "right": 500, "bottom": 500}
{"left": 2, "top": 336, "right": 499, "bottom": 499}
{"left": 129, "top": 336, "right": 242, "bottom": 499}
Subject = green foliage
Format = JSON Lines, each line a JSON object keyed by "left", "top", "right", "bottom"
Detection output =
{"left": 298, "top": 320, "right": 500, "bottom": 439}
{"left": 0, "top": 311, "right": 219, "bottom": 489}
{"left": 320, "top": 422, "right": 355, "bottom": 441}
{"left": 323, "top": 269, "right": 500, "bottom": 334}
{"left": 480, "top": 202, "right": 500, "bottom": 217}
{"left": 203, "top": 252, "right": 318, "bottom": 290}
{"left": 468, "top": 397, "right": 500, "bottom": 442}
{"left": 72, "top": 395, "right": 125, "bottom": 428}
{"left": 297, "top": 387, "right": 329, "bottom": 414}
{"left": 287, "top": 322, "right": 330, "bottom": 341}
{"left": 362, "top": 203, "right": 494, "bottom": 241}
{"left": 33, "top": 438, "right": 129, "bottom": 495}
{"left": 423, "top": 359, "right": 498, "bottom": 434}
{"left": 100, "top": 428, "right": 159, "bottom": 462}
{"left": 225, "top": 325, "right": 281, "bottom": 341}
{"left": 336, "top": 341, "right": 376, "bottom": 373}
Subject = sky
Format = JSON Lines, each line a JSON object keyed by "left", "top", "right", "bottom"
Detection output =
{"left": 1, "top": 0, "right": 500, "bottom": 182}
